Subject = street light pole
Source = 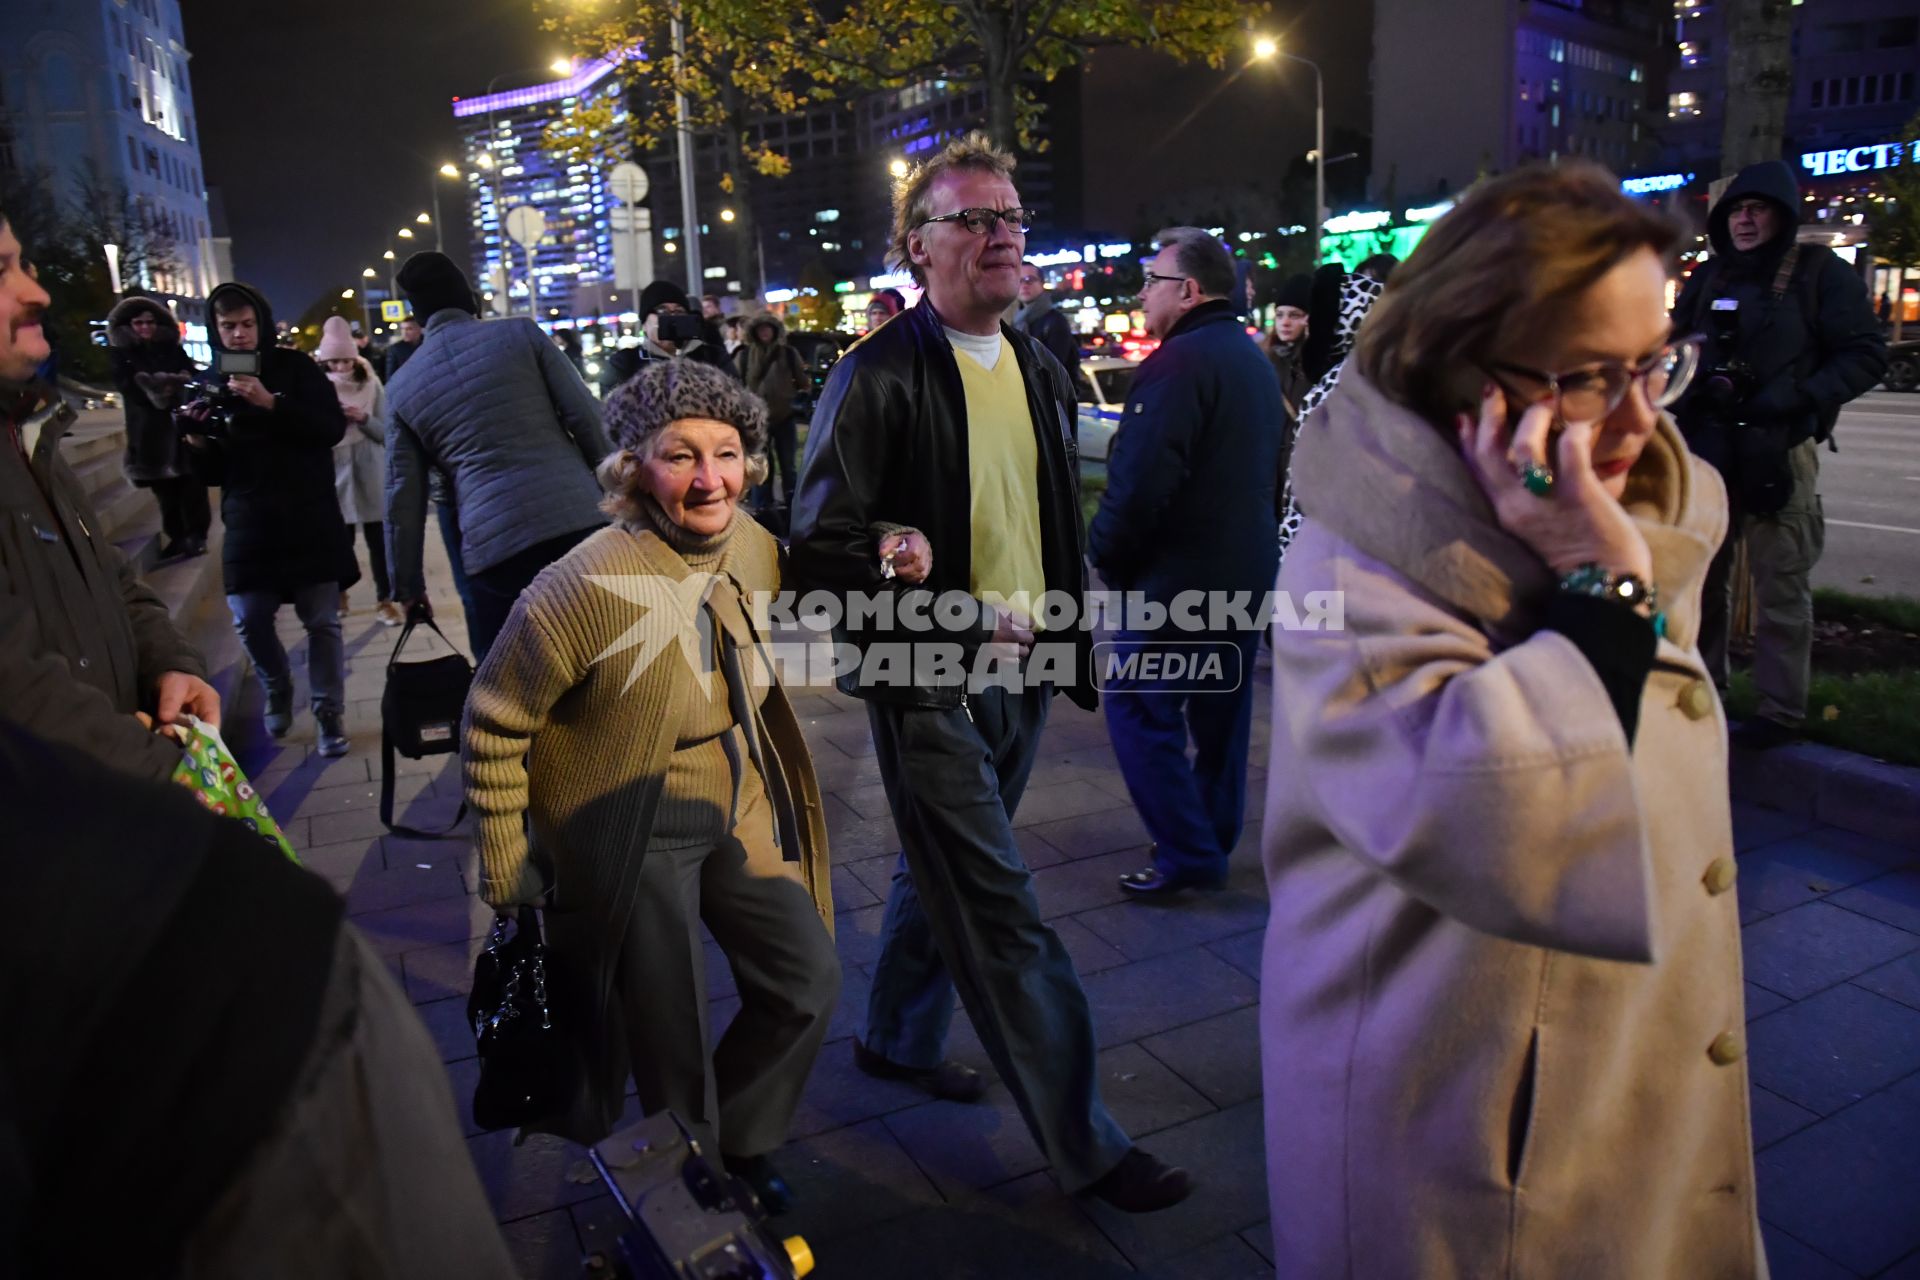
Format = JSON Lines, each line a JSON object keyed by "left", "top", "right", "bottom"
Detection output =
{"left": 1254, "top": 39, "right": 1327, "bottom": 266}
{"left": 671, "top": 8, "right": 703, "bottom": 289}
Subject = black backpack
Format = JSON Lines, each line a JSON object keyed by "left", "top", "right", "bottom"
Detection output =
{"left": 379, "top": 607, "right": 472, "bottom": 838}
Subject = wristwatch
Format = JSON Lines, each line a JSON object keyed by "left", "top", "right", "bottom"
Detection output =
{"left": 1558, "top": 563, "right": 1666, "bottom": 638}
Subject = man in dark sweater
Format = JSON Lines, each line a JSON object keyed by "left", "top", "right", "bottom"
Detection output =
{"left": 0, "top": 209, "right": 219, "bottom": 783}
{"left": 0, "top": 723, "right": 516, "bottom": 1277}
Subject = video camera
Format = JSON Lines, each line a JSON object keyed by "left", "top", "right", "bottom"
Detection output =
{"left": 655, "top": 311, "right": 702, "bottom": 346}
{"left": 579, "top": 1112, "right": 812, "bottom": 1280}
{"left": 175, "top": 350, "right": 265, "bottom": 439}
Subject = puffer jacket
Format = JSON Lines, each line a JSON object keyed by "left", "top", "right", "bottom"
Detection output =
{"left": 1, "top": 386, "right": 206, "bottom": 782}
{"left": 107, "top": 296, "right": 195, "bottom": 486}
{"left": 735, "top": 312, "right": 808, "bottom": 423}
{"left": 383, "top": 310, "right": 612, "bottom": 601}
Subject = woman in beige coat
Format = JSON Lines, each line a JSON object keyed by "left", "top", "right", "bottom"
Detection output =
{"left": 463, "top": 357, "right": 837, "bottom": 1214}
{"left": 1262, "top": 163, "right": 1764, "bottom": 1277}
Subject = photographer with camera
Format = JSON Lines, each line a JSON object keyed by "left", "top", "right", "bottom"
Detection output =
{"left": 635, "top": 280, "right": 737, "bottom": 377}
{"left": 1671, "top": 161, "right": 1887, "bottom": 748}
{"left": 182, "top": 283, "right": 357, "bottom": 756}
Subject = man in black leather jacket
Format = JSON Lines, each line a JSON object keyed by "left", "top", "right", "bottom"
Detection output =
{"left": 788, "top": 132, "right": 1192, "bottom": 1214}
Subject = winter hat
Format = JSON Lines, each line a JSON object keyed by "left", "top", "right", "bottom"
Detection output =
{"left": 1274, "top": 273, "right": 1313, "bottom": 313}
{"left": 397, "top": 251, "right": 479, "bottom": 320}
{"left": 605, "top": 357, "right": 767, "bottom": 460}
{"left": 639, "top": 279, "right": 691, "bottom": 320}
{"left": 315, "top": 315, "right": 357, "bottom": 362}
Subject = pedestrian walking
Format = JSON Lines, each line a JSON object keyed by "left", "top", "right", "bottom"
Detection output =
{"left": 1256, "top": 272, "right": 1312, "bottom": 421}
{"left": 385, "top": 251, "right": 612, "bottom": 663}
{"left": 183, "top": 283, "right": 355, "bottom": 757}
{"left": 1090, "top": 227, "right": 1282, "bottom": 898}
{"left": 315, "top": 316, "right": 399, "bottom": 625}
{"left": 0, "top": 210, "right": 219, "bottom": 780}
{"left": 107, "top": 295, "right": 210, "bottom": 560}
{"left": 1261, "top": 162, "right": 1760, "bottom": 1277}
{"left": 464, "top": 357, "right": 838, "bottom": 1213}
{"left": 734, "top": 311, "right": 807, "bottom": 512}
{"left": 1013, "top": 261, "right": 1091, "bottom": 398}
{"left": 1669, "top": 161, "right": 1887, "bottom": 748}
{"left": 383, "top": 314, "right": 422, "bottom": 379}
{"left": 789, "top": 131, "right": 1191, "bottom": 1213}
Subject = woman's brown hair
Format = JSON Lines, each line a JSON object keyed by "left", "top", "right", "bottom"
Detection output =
{"left": 1354, "top": 161, "right": 1682, "bottom": 427}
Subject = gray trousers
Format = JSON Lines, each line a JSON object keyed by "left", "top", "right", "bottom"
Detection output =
{"left": 1701, "top": 439, "right": 1826, "bottom": 724}
{"left": 617, "top": 778, "right": 841, "bottom": 1159}
{"left": 863, "top": 685, "right": 1133, "bottom": 1192}
{"left": 182, "top": 925, "right": 516, "bottom": 1280}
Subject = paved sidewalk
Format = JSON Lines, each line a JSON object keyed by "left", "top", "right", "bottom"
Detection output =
{"left": 226, "top": 535, "right": 1920, "bottom": 1279}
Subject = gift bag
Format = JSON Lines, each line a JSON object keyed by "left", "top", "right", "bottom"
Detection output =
{"left": 165, "top": 715, "right": 301, "bottom": 863}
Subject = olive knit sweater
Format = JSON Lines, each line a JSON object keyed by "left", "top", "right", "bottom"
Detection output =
{"left": 463, "top": 499, "right": 785, "bottom": 910}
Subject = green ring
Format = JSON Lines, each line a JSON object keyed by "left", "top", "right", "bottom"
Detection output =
{"left": 1519, "top": 461, "right": 1555, "bottom": 497}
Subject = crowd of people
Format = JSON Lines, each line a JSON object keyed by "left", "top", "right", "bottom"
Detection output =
{"left": 0, "top": 121, "right": 1891, "bottom": 1275}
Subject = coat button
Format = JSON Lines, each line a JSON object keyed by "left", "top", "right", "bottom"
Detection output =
{"left": 77, "top": 656, "right": 90, "bottom": 669}
{"left": 1703, "top": 857, "right": 1738, "bottom": 895}
{"left": 1679, "top": 680, "right": 1716, "bottom": 721}
{"left": 1708, "top": 1031, "right": 1745, "bottom": 1066}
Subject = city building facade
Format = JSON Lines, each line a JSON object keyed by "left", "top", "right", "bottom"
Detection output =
{"left": 452, "top": 57, "right": 629, "bottom": 321}
{"left": 1371, "top": 0, "right": 1663, "bottom": 201}
{"left": 0, "top": 0, "right": 217, "bottom": 323}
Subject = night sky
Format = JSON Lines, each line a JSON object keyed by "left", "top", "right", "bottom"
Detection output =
{"left": 184, "top": 1, "right": 1371, "bottom": 321}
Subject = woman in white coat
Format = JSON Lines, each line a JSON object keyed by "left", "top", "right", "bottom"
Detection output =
{"left": 1262, "top": 163, "right": 1763, "bottom": 1278}
{"left": 316, "top": 316, "right": 398, "bottom": 624}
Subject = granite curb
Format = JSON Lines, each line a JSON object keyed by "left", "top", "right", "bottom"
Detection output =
{"left": 1731, "top": 735, "right": 1920, "bottom": 848}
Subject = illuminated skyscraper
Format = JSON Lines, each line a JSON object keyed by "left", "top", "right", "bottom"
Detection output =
{"left": 452, "top": 59, "right": 632, "bottom": 318}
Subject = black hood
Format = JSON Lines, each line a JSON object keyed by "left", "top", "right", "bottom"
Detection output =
{"left": 1707, "top": 160, "right": 1800, "bottom": 264}
{"left": 206, "top": 281, "right": 275, "bottom": 352}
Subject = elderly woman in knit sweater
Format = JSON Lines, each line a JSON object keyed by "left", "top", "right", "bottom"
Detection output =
{"left": 463, "top": 357, "right": 837, "bottom": 1213}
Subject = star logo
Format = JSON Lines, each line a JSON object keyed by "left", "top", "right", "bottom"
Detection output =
{"left": 583, "top": 573, "right": 724, "bottom": 697}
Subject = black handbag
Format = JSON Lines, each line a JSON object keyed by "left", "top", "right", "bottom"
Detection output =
{"left": 468, "top": 906, "right": 581, "bottom": 1131}
{"left": 380, "top": 606, "right": 472, "bottom": 838}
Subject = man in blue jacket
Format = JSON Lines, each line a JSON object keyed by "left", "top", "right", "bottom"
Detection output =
{"left": 385, "top": 252, "right": 613, "bottom": 662}
{"left": 1090, "top": 227, "right": 1282, "bottom": 899}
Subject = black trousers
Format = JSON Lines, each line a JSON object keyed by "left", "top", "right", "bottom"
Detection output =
{"left": 151, "top": 475, "right": 211, "bottom": 545}
{"left": 349, "top": 522, "right": 390, "bottom": 602}
{"left": 465, "top": 526, "right": 599, "bottom": 663}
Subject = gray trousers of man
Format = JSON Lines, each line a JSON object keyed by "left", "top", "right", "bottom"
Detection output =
{"left": 617, "top": 779, "right": 841, "bottom": 1159}
{"left": 862, "top": 683, "right": 1133, "bottom": 1192}
{"left": 1700, "top": 438, "right": 1827, "bottom": 724}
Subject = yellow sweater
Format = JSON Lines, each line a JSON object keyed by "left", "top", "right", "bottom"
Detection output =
{"left": 954, "top": 336, "right": 1047, "bottom": 621}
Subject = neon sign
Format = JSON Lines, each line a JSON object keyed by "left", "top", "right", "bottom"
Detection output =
{"left": 1323, "top": 210, "right": 1392, "bottom": 234}
{"left": 1801, "top": 141, "right": 1920, "bottom": 176}
{"left": 1621, "top": 172, "right": 1692, "bottom": 194}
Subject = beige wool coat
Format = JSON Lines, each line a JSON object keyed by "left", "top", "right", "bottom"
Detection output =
{"left": 1261, "top": 372, "right": 1764, "bottom": 1278}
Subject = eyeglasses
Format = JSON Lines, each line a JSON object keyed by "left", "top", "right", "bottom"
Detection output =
{"left": 919, "top": 207, "right": 1035, "bottom": 235}
{"left": 1490, "top": 337, "right": 1701, "bottom": 425}
{"left": 1018, "top": 275, "right": 1042, "bottom": 286}
{"left": 1142, "top": 272, "right": 1189, "bottom": 289}
{"left": 1727, "top": 200, "right": 1773, "bottom": 220}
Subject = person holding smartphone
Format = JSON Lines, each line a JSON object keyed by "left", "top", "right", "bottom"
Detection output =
{"left": 1259, "top": 163, "right": 1760, "bottom": 1276}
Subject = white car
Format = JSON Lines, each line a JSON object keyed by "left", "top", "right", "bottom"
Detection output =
{"left": 1076, "top": 357, "right": 1136, "bottom": 461}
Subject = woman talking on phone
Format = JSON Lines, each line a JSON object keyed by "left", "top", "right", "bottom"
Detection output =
{"left": 1259, "top": 163, "right": 1761, "bottom": 1277}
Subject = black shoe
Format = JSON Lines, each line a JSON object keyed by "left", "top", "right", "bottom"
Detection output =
{"left": 722, "top": 1153, "right": 794, "bottom": 1215}
{"left": 1730, "top": 717, "right": 1800, "bottom": 752}
{"left": 179, "top": 536, "right": 208, "bottom": 558}
{"left": 316, "top": 710, "right": 349, "bottom": 758}
{"left": 853, "top": 1038, "right": 988, "bottom": 1103}
{"left": 1086, "top": 1147, "right": 1194, "bottom": 1213}
{"left": 264, "top": 685, "right": 294, "bottom": 738}
{"left": 1118, "top": 866, "right": 1228, "bottom": 900}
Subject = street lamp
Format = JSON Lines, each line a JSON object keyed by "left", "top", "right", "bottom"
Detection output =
{"left": 416, "top": 212, "right": 432, "bottom": 225}
{"left": 360, "top": 268, "right": 376, "bottom": 334}
{"left": 720, "top": 208, "right": 736, "bottom": 223}
{"left": 1253, "top": 36, "right": 1326, "bottom": 265}
{"left": 889, "top": 158, "right": 909, "bottom": 179}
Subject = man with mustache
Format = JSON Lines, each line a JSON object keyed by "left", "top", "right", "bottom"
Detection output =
{"left": 0, "top": 208, "right": 218, "bottom": 780}
{"left": 789, "top": 133, "right": 1193, "bottom": 1213}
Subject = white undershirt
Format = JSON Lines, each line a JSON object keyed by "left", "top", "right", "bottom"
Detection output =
{"left": 944, "top": 326, "right": 1003, "bottom": 371}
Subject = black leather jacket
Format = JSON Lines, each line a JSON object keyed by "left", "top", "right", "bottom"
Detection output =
{"left": 789, "top": 298, "right": 1095, "bottom": 710}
